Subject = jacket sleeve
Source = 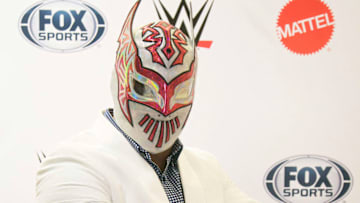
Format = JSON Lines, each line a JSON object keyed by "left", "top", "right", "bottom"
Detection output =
{"left": 35, "top": 145, "right": 113, "bottom": 203}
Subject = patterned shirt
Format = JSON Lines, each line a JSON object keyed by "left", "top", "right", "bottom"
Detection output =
{"left": 103, "top": 109, "right": 185, "bottom": 203}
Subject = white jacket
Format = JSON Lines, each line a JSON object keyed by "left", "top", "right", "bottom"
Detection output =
{"left": 36, "top": 114, "right": 258, "bottom": 203}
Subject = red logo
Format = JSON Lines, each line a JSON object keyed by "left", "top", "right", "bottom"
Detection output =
{"left": 276, "top": 0, "right": 335, "bottom": 55}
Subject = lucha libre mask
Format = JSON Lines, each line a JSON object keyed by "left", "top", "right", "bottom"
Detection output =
{"left": 111, "top": 1, "right": 197, "bottom": 154}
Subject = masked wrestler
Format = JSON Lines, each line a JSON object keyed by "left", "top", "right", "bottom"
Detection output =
{"left": 36, "top": 1, "right": 258, "bottom": 203}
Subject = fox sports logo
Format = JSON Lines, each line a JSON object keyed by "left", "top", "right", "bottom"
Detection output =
{"left": 264, "top": 155, "right": 352, "bottom": 203}
{"left": 19, "top": 0, "right": 106, "bottom": 52}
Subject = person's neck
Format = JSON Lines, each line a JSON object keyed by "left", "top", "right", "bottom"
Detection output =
{"left": 150, "top": 147, "right": 173, "bottom": 172}
{"left": 108, "top": 110, "right": 173, "bottom": 172}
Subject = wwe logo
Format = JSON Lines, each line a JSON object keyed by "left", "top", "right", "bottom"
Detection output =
{"left": 153, "top": 0, "right": 214, "bottom": 48}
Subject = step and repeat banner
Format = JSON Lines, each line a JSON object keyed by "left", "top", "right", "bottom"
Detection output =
{"left": 1, "top": 0, "right": 359, "bottom": 202}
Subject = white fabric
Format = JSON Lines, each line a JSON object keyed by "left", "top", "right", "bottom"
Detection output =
{"left": 35, "top": 113, "right": 258, "bottom": 203}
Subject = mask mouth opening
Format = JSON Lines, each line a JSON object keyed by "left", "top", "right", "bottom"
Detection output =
{"left": 138, "top": 114, "right": 180, "bottom": 148}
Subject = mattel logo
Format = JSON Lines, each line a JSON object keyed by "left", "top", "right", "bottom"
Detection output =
{"left": 277, "top": 13, "right": 334, "bottom": 40}
{"left": 264, "top": 155, "right": 352, "bottom": 203}
{"left": 19, "top": 0, "right": 106, "bottom": 52}
{"left": 276, "top": 0, "right": 335, "bottom": 55}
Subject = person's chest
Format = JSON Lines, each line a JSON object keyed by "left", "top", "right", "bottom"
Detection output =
{"left": 90, "top": 146, "right": 225, "bottom": 203}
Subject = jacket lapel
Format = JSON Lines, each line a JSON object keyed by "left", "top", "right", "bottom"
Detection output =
{"left": 178, "top": 151, "right": 206, "bottom": 203}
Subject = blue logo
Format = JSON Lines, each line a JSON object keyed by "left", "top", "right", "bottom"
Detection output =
{"left": 19, "top": 0, "right": 106, "bottom": 52}
{"left": 264, "top": 155, "right": 353, "bottom": 203}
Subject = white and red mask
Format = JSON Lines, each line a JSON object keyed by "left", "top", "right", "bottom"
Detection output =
{"left": 111, "top": 1, "right": 197, "bottom": 154}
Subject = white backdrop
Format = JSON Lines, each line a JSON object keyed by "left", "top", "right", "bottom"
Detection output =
{"left": 1, "top": 0, "right": 359, "bottom": 202}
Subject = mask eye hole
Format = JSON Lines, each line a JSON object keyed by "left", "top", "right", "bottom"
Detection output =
{"left": 133, "top": 79, "right": 145, "bottom": 96}
{"left": 175, "top": 85, "right": 191, "bottom": 99}
{"left": 132, "top": 78, "right": 155, "bottom": 98}
{"left": 129, "top": 71, "right": 164, "bottom": 108}
{"left": 170, "top": 77, "right": 195, "bottom": 109}
{"left": 174, "top": 78, "right": 194, "bottom": 100}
